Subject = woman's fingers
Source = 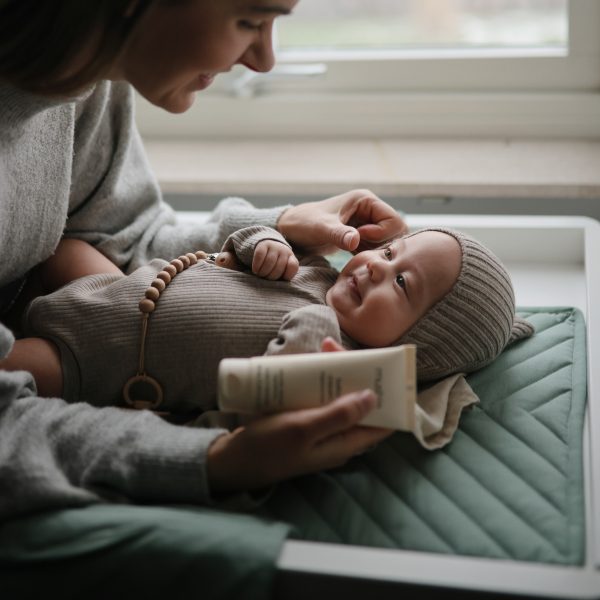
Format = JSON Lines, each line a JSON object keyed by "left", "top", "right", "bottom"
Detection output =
{"left": 285, "top": 391, "right": 392, "bottom": 471}
{"left": 340, "top": 193, "right": 409, "bottom": 252}
{"left": 327, "top": 225, "right": 360, "bottom": 253}
{"left": 277, "top": 189, "right": 407, "bottom": 255}
{"left": 207, "top": 389, "right": 393, "bottom": 494}
{"left": 311, "top": 425, "right": 393, "bottom": 470}
{"left": 303, "top": 389, "right": 377, "bottom": 439}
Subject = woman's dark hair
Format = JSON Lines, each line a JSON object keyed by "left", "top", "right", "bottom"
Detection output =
{"left": 0, "top": 0, "right": 154, "bottom": 95}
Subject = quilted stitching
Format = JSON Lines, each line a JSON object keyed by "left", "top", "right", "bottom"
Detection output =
{"left": 263, "top": 308, "right": 586, "bottom": 565}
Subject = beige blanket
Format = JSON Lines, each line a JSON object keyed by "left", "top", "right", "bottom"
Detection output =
{"left": 413, "top": 373, "right": 478, "bottom": 449}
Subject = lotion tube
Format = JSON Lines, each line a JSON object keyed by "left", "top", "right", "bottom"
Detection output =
{"left": 218, "top": 345, "right": 416, "bottom": 431}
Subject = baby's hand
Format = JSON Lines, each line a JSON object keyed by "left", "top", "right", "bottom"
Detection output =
{"left": 253, "top": 240, "right": 299, "bottom": 281}
{"left": 215, "top": 251, "right": 244, "bottom": 271}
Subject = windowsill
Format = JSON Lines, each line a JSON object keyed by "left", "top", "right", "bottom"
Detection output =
{"left": 143, "top": 137, "right": 600, "bottom": 203}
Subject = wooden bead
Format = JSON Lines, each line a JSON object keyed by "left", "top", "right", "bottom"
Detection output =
{"left": 157, "top": 270, "right": 171, "bottom": 284}
{"left": 139, "top": 298, "right": 155, "bottom": 313}
{"left": 151, "top": 278, "right": 166, "bottom": 292}
{"left": 163, "top": 264, "right": 177, "bottom": 278}
{"left": 171, "top": 258, "right": 184, "bottom": 273}
{"left": 145, "top": 286, "right": 160, "bottom": 301}
{"left": 138, "top": 249, "right": 206, "bottom": 320}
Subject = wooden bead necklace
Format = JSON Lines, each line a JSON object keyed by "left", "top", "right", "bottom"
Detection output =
{"left": 122, "top": 250, "right": 217, "bottom": 410}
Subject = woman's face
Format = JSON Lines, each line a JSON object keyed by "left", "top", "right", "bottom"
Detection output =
{"left": 114, "top": 0, "right": 298, "bottom": 113}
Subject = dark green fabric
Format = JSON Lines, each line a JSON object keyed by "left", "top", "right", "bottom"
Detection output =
{"left": 0, "top": 504, "right": 290, "bottom": 600}
{"left": 262, "top": 308, "right": 587, "bottom": 565}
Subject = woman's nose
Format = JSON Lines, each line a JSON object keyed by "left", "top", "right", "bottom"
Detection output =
{"left": 239, "top": 26, "right": 276, "bottom": 73}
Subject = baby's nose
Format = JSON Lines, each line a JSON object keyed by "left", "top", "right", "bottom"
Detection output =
{"left": 367, "top": 258, "right": 386, "bottom": 281}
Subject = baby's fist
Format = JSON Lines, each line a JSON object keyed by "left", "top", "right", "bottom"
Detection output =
{"left": 253, "top": 240, "right": 299, "bottom": 281}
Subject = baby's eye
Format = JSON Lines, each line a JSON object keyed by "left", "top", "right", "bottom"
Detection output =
{"left": 383, "top": 247, "right": 393, "bottom": 260}
{"left": 396, "top": 274, "right": 406, "bottom": 289}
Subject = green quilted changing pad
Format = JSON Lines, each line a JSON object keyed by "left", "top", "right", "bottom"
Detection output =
{"left": 262, "top": 307, "right": 587, "bottom": 565}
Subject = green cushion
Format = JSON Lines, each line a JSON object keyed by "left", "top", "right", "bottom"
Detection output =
{"left": 0, "top": 306, "right": 585, "bottom": 597}
{"left": 0, "top": 504, "right": 290, "bottom": 600}
{"left": 262, "top": 307, "right": 587, "bottom": 565}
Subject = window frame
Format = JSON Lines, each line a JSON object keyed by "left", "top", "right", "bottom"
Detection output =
{"left": 135, "top": 0, "right": 600, "bottom": 140}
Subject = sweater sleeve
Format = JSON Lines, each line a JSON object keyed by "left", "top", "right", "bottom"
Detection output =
{"left": 64, "top": 82, "right": 290, "bottom": 273}
{"left": 0, "top": 323, "right": 229, "bottom": 520}
{"left": 264, "top": 305, "right": 343, "bottom": 356}
{"left": 220, "top": 226, "right": 292, "bottom": 268}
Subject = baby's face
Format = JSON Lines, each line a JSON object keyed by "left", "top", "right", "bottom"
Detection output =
{"left": 326, "top": 231, "right": 462, "bottom": 347}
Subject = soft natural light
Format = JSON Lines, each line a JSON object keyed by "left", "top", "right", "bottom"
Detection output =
{"left": 135, "top": 0, "right": 600, "bottom": 140}
{"left": 277, "top": 0, "right": 568, "bottom": 52}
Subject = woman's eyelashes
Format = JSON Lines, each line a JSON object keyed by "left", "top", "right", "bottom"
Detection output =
{"left": 238, "top": 19, "right": 262, "bottom": 30}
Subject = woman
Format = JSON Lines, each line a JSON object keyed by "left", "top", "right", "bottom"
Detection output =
{"left": 0, "top": 0, "right": 405, "bottom": 517}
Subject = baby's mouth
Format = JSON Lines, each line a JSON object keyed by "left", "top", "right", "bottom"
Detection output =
{"left": 348, "top": 274, "right": 361, "bottom": 302}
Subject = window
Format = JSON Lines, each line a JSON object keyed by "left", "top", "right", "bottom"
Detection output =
{"left": 136, "top": 0, "right": 600, "bottom": 139}
{"left": 278, "top": 0, "right": 568, "bottom": 52}
{"left": 268, "top": 0, "right": 592, "bottom": 94}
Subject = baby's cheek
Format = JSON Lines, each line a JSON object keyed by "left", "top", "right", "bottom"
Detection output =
{"left": 378, "top": 303, "right": 413, "bottom": 345}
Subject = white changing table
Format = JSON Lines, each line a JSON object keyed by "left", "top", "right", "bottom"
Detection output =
{"left": 177, "top": 210, "right": 600, "bottom": 599}
{"left": 272, "top": 214, "right": 600, "bottom": 600}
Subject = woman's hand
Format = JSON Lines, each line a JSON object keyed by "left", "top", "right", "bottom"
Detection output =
{"left": 206, "top": 390, "right": 393, "bottom": 493}
{"left": 277, "top": 189, "right": 408, "bottom": 255}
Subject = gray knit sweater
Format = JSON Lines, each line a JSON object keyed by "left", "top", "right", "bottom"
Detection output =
{"left": 0, "top": 80, "right": 292, "bottom": 519}
{"left": 23, "top": 226, "right": 343, "bottom": 413}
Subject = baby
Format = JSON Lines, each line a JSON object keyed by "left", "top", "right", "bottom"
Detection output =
{"left": 1, "top": 225, "right": 533, "bottom": 416}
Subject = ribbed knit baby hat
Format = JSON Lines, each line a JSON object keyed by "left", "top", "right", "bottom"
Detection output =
{"left": 397, "top": 227, "right": 534, "bottom": 381}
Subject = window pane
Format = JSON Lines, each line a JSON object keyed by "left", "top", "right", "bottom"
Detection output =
{"left": 278, "top": 0, "right": 568, "bottom": 52}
